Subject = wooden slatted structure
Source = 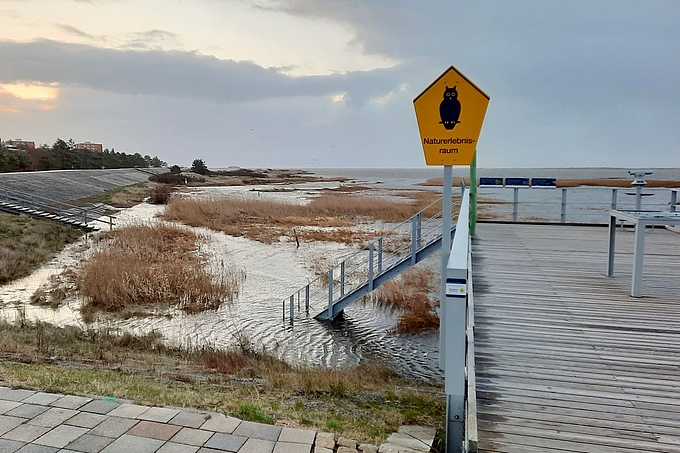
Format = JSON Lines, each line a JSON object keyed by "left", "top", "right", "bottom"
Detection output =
{"left": 472, "top": 223, "right": 680, "bottom": 453}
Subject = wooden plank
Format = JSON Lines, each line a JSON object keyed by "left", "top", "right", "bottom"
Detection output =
{"left": 473, "top": 224, "right": 680, "bottom": 452}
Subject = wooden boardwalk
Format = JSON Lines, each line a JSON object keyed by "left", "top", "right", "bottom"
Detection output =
{"left": 472, "top": 223, "right": 680, "bottom": 453}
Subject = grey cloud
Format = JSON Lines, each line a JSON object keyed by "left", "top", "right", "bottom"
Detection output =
{"left": 123, "top": 29, "right": 183, "bottom": 51}
{"left": 55, "top": 24, "right": 100, "bottom": 40}
{"left": 0, "top": 39, "right": 405, "bottom": 104}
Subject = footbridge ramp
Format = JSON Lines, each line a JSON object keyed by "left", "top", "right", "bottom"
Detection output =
{"left": 282, "top": 193, "right": 464, "bottom": 323}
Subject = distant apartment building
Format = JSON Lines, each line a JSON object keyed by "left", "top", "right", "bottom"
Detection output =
{"left": 4, "top": 139, "right": 36, "bottom": 150}
{"left": 75, "top": 141, "right": 103, "bottom": 153}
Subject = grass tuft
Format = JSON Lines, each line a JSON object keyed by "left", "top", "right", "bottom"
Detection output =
{"left": 78, "top": 223, "right": 244, "bottom": 316}
{"left": 368, "top": 267, "right": 439, "bottom": 334}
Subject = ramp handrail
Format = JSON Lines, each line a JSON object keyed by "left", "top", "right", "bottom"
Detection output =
{"left": 283, "top": 195, "right": 461, "bottom": 323}
{"left": 0, "top": 187, "right": 115, "bottom": 230}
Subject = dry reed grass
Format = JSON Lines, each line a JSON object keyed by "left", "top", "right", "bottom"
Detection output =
{"left": 79, "top": 223, "right": 244, "bottom": 316}
{"left": 420, "top": 177, "right": 471, "bottom": 187}
{"left": 162, "top": 191, "right": 440, "bottom": 245}
{"left": 367, "top": 267, "right": 439, "bottom": 334}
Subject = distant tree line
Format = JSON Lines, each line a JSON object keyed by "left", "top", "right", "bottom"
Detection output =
{"left": 0, "top": 138, "right": 167, "bottom": 173}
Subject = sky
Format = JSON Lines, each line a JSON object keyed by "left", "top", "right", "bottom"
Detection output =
{"left": 1, "top": 0, "right": 679, "bottom": 169}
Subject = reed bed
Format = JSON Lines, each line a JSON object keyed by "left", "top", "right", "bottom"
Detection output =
{"left": 367, "top": 267, "right": 439, "bottom": 334}
{"left": 79, "top": 223, "right": 244, "bottom": 315}
{"left": 162, "top": 191, "right": 442, "bottom": 245}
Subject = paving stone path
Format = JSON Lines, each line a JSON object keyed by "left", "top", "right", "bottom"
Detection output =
{"left": 0, "top": 386, "right": 319, "bottom": 453}
{"left": 0, "top": 386, "right": 399, "bottom": 453}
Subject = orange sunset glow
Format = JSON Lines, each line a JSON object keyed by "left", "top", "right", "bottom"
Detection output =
{"left": 0, "top": 83, "right": 60, "bottom": 100}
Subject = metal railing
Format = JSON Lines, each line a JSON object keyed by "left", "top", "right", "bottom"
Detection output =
{"left": 0, "top": 187, "right": 115, "bottom": 230}
{"left": 480, "top": 187, "right": 679, "bottom": 224}
{"left": 282, "top": 195, "right": 460, "bottom": 323}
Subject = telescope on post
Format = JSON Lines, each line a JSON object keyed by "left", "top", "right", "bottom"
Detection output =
{"left": 627, "top": 170, "right": 654, "bottom": 211}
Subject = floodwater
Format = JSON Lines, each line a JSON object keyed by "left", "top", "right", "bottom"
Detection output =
{"left": 3, "top": 167, "right": 678, "bottom": 382}
{"left": 0, "top": 180, "right": 443, "bottom": 382}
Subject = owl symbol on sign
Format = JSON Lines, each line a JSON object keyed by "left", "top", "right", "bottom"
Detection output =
{"left": 439, "top": 85, "right": 461, "bottom": 130}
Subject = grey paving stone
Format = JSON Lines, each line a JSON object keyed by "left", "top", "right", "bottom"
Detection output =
{"left": 50, "top": 396, "right": 91, "bottom": 410}
{"left": 233, "top": 422, "right": 281, "bottom": 442}
{"left": 0, "top": 389, "right": 36, "bottom": 402}
{"left": 203, "top": 433, "right": 247, "bottom": 452}
{"left": 137, "top": 407, "right": 180, "bottom": 423}
{"left": 237, "top": 438, "right": 275, "bottom": 453}
{"left": 99, "top": 434, "right": 164, "bottom": 453}
{"left": 64, "top": 433, "right": 114, "bottom": 453}
{"left": 78, "top": 401, "right": 120, "bottom": 416}
{"left": 28, "top": 408, "right": 78, "bottom": 428}
{"left": 199, "top": 416, "right": 240, "bottom": 434}
{"left": 0, "top": 415, "right": 25, "bottom": 436}
{"left": 197, "top": 449, "right": 225, "bottom": 453}
{"left": 0, "top": 438, "right": 25, "bottom": 452}
{"left": 106, "top": 404, "right": 149, "bottom": 419}
{"left": 313, "top": 447, "right": 332, "bottom": 453}
{"left": 22, "top": 393, "right": 63, "bottom": 406}
{"left": 127, "top": 421, "right": 181, "bottom": 441}
{"left": 336, "top": 447, "right": 356, "bottom": 453}
{"left": 2, "top": 424, "right": 51, "bottom": 442}
{"left": 169, "top": 412, "right": 210, "bottom": 429}
{"left": 358, "top": 444, "right": 378, "bottom": 453}
{"left": 273, "top": 443, "right": 311, "bottom": 453}
{"left": 278, "top": 429, "right": 315, "bottom": 445}
{"left": 5, "top": 404, "right": 49, "bottom": 419}
{"left": 14, "top": 445, "right": 59, "bottom": 452}
{"left": 170, "top": 428, "right": 213, "bottom": 446}
{"left": 34, "top": 425, "right": 88, "bottom": 448}
{"left": 157, "top": 442, "right": 200, "bottom": 453}
{"left": 88, "top": 417, "right": 138, "bottom": 439}
{"left": 337, "top": 438, "right": 358, "bottom": 449}
{"left": 64, "top": 412, "right": 107, "bottom": 429}
{"left": 0, "top": 400, "right": 22, "bottom": 415}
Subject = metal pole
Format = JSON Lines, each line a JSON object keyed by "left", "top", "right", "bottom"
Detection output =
{"left": 440, "top": 165, "right": 453, "bottom": 370}
{"left": 632, "top": 222, "right": 645, "bottom": 297}
{"left": 560, "top": 188, "right": 567, "bottom": 223}
{"left": 611, "top": 189, "right": 618, "bottom": 210}
{"left": 282, "top": 300, "right": 285, "bottom": 322}
{"left": 411, "top": 216, "right": 418, "bottom": 265}
{"left": 470, "top": 151, "right": 477, "bottom": 236}
{"left": 607, "top": 213, "right": 616, "bottom": 277}
{"left": 289, "top": 295, "right": 294, "bottom": 325}
{"left": 513, "top": 188, "right": 519, "bottom": 222}
{"left": 327, "top": 268, "right": 333, "bottom": 320}
{"left": 635, "top": 185, "right": 642, "bottom": 211}
{"left": 368, "top": 243, "right": 374, "bottom": 292}
{"left": 305, "top": 285, "right": 310, "bottom": 313}
{"left": 378, "top": 237, "right": 383, "bottom": 274}
{"left": 340, "top": 262, "right": 345, "bottom": 297}
{"left": 416, "top": 212, "right": 422, "bottom": 249}
{"left": 671, "top": 190, "right": 677, "bottom": 212}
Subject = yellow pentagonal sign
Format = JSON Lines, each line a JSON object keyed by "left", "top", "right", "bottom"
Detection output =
{"left": 414, "top": 66, "right": 489, "bottom": 166}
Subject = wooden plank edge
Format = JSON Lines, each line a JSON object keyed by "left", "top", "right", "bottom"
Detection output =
{"left": 466, "top": 235, "right": 478, "bottom": 452}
